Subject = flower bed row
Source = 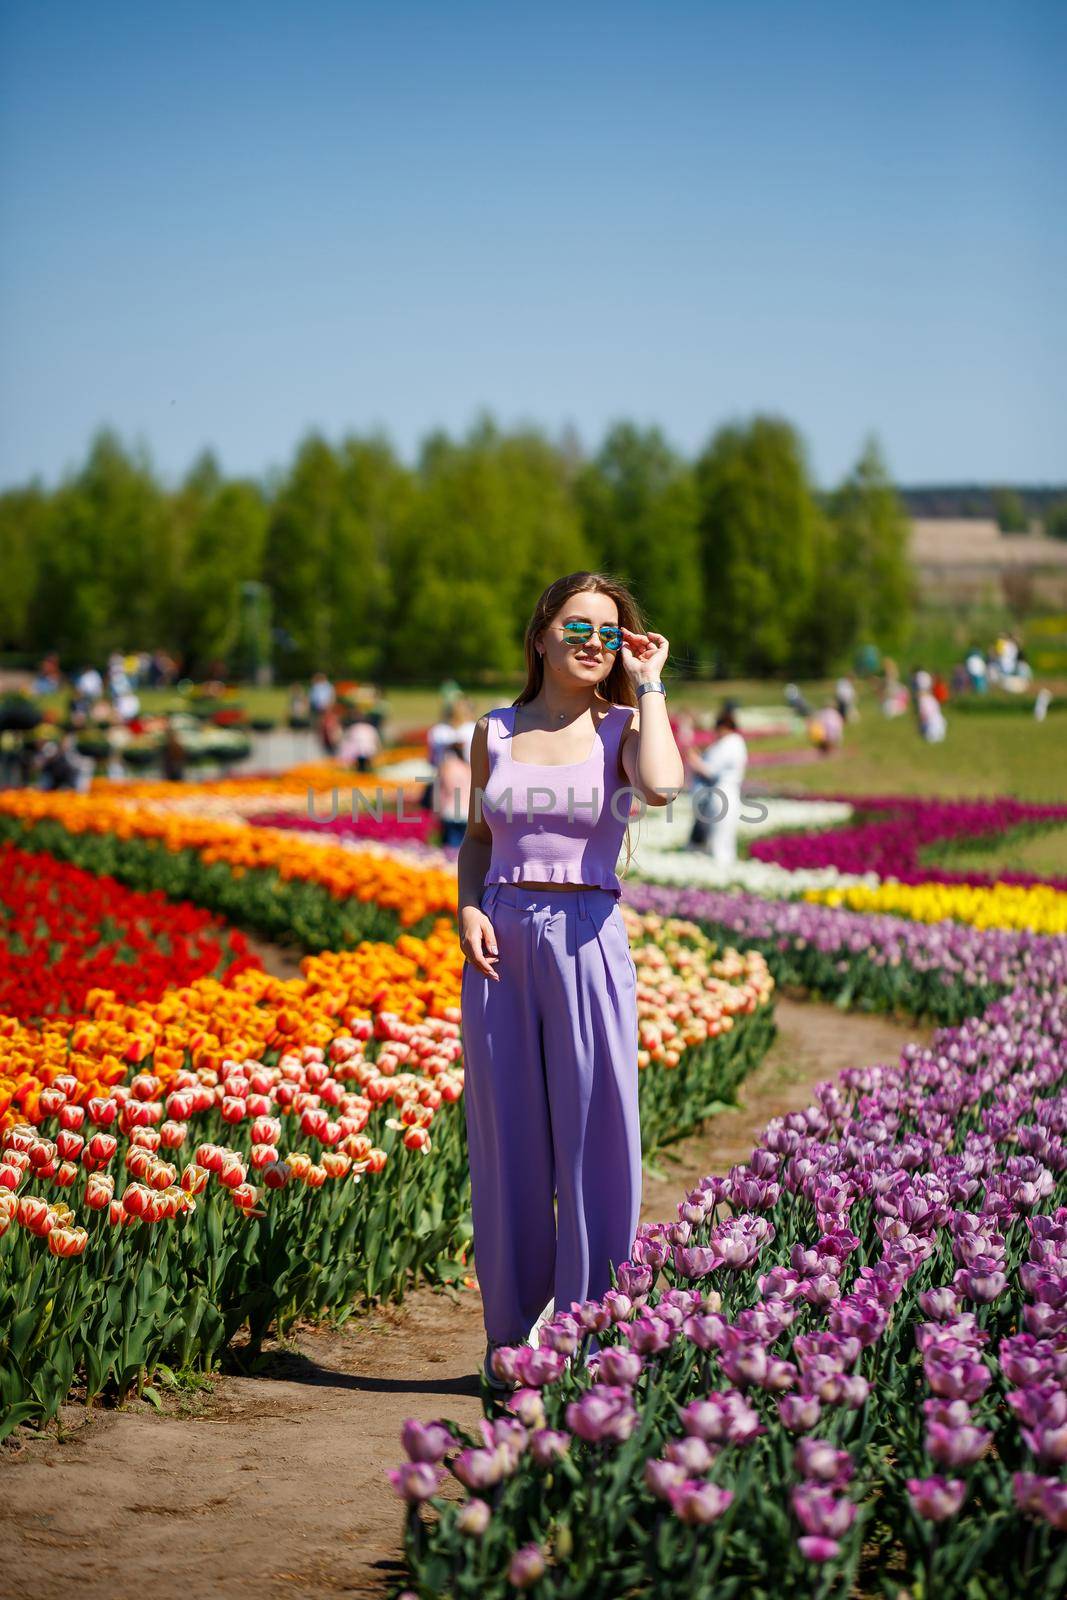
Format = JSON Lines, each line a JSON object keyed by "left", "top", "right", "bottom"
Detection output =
{"left": 621, "top": 882, "right": 1042, "bottom": 1024}
{"left": 0, "top": 792, "right": 458, "bottom": 936}
{"left": 0, "top": 843, "right": 260, "bottom": 1020}
{"left": 388, "top": 930, "right": 1067, "bottom": 1599}
{"left": 804, "top": 880, "right": 1067, "bottom": 936}
{"left": 749, "top": 794, "right": 1067, "bottom": 891}
{"left": 0, "top": 911, "right": 776, "bottom": 1435}
{"left": 0, "top": 813, "right": 449, "bottom": 954}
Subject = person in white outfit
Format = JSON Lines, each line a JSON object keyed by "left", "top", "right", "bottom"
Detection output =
{"left": 692, "top": 710, "right": 749, "bottom": 864}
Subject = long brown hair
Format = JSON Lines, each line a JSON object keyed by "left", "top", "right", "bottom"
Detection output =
{"left": 511, "top": 571, "right": 650, "bottom": 880}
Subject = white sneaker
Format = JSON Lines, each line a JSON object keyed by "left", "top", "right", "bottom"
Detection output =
{"left": 527, "top": 1297, "right": 555, "bottom": 1349}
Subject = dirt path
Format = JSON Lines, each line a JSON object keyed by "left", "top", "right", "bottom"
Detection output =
{"left": 0, "top": 1000, "right": 931, "bottom": 1600}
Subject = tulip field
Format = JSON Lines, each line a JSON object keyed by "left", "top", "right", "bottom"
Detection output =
{"left": 386, "top": 794, "right": 1067, "bottom": 1599}
{"left": 0, "top": 771, "right": 777, "bottom": 1439}
{"left": 2, "top": 762, "right": 1066, "bottom": 1598}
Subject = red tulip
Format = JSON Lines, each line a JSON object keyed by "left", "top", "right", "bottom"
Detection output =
{"left": 48, "top": 1225, "right": 89, "bottom": 1258}
{"left": 86, "top": 1131, "right": 118, "bottom": 1164}
{"left": 56, "top": 1130, "right": 84, "bottom": 1162}
{"left": 180, "top": 1164, "right": 210, "bottom": 1196}
{"left": 218, "top": 1154, "right": 248, "bottom": 1190}
{"left": 54, "top": 1161, "right": 79, "bottom": 1188}
{"left": 84, "top": 1174, "right": 115, "bottom": 1210}
{"left": 17, "top": 1195, "right": 56, "bottom": 1235}
{"left": 122, "top": 1183, "right": 153, "bottom": 1218}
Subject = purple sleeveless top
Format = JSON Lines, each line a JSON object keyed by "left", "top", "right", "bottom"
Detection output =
{"left": 481, "top": 701, "right": 635, "bottom": 896}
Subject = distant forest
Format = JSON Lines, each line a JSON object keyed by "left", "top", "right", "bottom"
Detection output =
{"left": 897, "top": 486, "right": 1067, "bottom": 520}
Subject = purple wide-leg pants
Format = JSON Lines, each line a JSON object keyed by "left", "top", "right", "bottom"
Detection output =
{"left": 460, "top": 881, "right": 643, "bottom": 1345}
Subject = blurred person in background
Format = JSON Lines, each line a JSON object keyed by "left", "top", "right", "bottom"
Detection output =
{"left": 808, "top": 703, "right": 844, "bottom": 755}
{"left": 918, "top": 683, "right": 947, "bottom": 743}
{"left": 674, "top": 707, "right": 713, "bottom": 850}
{"left": 435, "top": 737, "right": 471, "bottom": 850}
{"left": 162, "top": 722, "right": 187, "bottom": 782}
{"left": 318, "top": 701, "right": 342, "bottom": 756}
{"left": 693, "top": 708, "right": 749, "bottom": 864}
{"left": 965, "top": 645, "right": 988, "bottom": 693}
{"left": 338, "top": 712, "right": 381, "bottom": 773}
{"left": 835, "top": 673, "right": 858, "bottom": 722}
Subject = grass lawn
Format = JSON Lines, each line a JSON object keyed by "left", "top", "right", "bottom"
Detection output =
{"left": 746, "top": 686, "right": 1065, "bottom": 804}
{"left": 927, "top": 825, "right": 1067, "bottom": 879}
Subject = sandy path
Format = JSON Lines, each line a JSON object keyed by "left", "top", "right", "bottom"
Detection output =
{"left": 0, "top": 999, "right": 931, "bottom": 1600}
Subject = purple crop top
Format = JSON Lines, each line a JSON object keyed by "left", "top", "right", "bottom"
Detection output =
{"left": 480, "top": 701, "right": 635, "bottom": 896}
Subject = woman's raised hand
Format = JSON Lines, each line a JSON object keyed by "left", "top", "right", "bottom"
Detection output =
{"left": 620, "top": 627, "right": 669, "bottom": 681}
{"left": 460, "top": 906, "right": 501, "bottom": 980}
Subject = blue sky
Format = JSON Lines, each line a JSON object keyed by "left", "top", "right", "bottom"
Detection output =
{"left": 1, "top": 0, "right": 1064, "bottom": 492}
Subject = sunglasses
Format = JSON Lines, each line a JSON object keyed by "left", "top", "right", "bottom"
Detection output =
{"left": 560, "top": 620, "right": 623, "bottom": 651}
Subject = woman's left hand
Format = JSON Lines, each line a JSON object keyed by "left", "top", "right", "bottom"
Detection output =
{"left": 620, "top": 627, "right": 669, "bottom": 682}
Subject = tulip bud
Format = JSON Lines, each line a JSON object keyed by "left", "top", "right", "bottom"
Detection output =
{"left": 230, "top": 1182, "right": 259, "bottom": 1212}
{"left": 84, "top": 1174, "right": 115, "bottom": 1210}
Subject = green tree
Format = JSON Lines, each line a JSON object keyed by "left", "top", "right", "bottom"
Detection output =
{"left": 993, "top": 486, "right": 1028, "bottom": 534}
{"left": 693, "top": 415, "right": 824, "bottom": 674}
{"left": 0, "top": 485, "right": 47, "bottom": 651}
{"left": 264, "top": 431, "right": 404, "bottom": 679}
{"left": 28, "top": 428, "right": 169, "bottom": 662}
{"left": 1044, "top": 501, "right": 1067, "bottom": 542}
{"left": 822, "top": 435, "right": 915, "bottom": 662}
{"left": 577, "top": 423, "right": 703, "bottom": 672}
{"left": 177, "top": 480, "right": 270, "bottom": 673}
{"left": 393, "top": 415, "right": 589, "bottom": 680}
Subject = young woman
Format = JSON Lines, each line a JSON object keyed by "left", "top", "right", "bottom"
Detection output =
{"left": 457, "top": 572, "right": 685, "bottom": 1392}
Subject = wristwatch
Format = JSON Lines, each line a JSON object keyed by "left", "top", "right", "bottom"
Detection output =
{"left": 636, "top": 680, "right": 667, "bottom": 699}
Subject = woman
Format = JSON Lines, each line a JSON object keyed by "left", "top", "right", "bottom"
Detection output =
{"left": 691, "top": 709, "right": 748, "bottom": 865}
{"left": 435, "top": 737, "right": 471, "bottom": 850}
{"left": 458, "top": 571, "right": 684, "bottom": 1393}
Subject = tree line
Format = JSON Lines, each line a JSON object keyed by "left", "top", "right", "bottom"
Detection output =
{"left": 0, "top": 414, "right": 914, "bottom": 681}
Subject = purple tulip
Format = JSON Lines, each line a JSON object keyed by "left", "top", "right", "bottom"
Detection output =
{"left": 595, "top": 1346, "right": 644, "bottom": 1387}
{"left": 919, "top": 1287, "right": 961, "bottom": 1320}
{"left": 565, "top": 1387, "right": 637, "bottom": 1444}
{"left": 451, "top": 1446, "right": 509, "bottom": 1491}
{"left": 387, "top": 1461, "right": 446, "bottom": 1502}
{"left": 779, "top": 1393, "right": 822, "bottom": 1433}
{"left": 644, "top": 1457, "right": 688, "bottom": 1498}
{"left": 795, "top": 1438, "right": 854, "bottom": 1486}
{"left": 926, "top": 1421, "right": 992, "bottom": 1468}
{"left": 672, "top": 1244, "right": 724, "bottom": 1279}
{"left": 797, "top": 1535, "right": 841, "bottom": 1562}
{"left": 507, "top": 1542, "right": 545, "bottom": 1589}
{"left": 400, "top": 1418, "right": 455, "bottom": 1463}
{"left": 792, "top": 1485, "right": 857, "bottom": 1540}
{"left": 665, "top": 1435, "right": 716, "bottom": 1474}
{"left": 529, "top": 1428, "right": 571, "bottom": 1467}
{"left": 457, "top": 1497, "right": 491, "bottom": 1536}
{"left": 667, "top": 1480, "right": 734, "bottom": 1525}
{"left": 906, "top": 1475, "right": 966, "bottom": 1521}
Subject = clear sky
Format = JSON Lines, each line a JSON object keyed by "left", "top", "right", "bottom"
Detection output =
{"left": 1, "top": 0, "right": 1064, "bottom": 493}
